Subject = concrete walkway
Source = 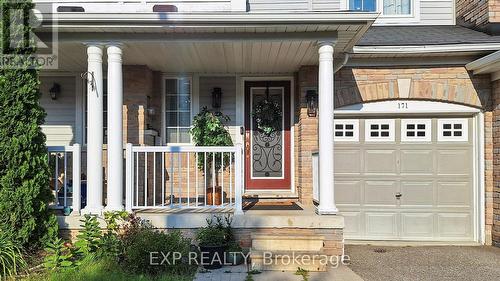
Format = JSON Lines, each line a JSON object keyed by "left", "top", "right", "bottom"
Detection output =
{"left": 193, "top": 264, "right": 363, "bottom": 281}
{"left": 346, "top": 245, "right": 500, "bottom": 281}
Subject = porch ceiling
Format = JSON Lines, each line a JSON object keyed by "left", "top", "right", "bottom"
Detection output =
{"left": 57, "top": 39, "right": 330, "bottom": 73}
{"left": 38, "top": 12, "right": 377, "bottom": 73}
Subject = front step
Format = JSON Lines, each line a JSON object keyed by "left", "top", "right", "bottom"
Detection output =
{"left": 251, "top": 234, "right": 324, "bottom": 252}
{"left": 250, "top": 234, "right": 327, "bottom": 271}
{"left": 250, "top": 250, "right": 327, "bottom": 272}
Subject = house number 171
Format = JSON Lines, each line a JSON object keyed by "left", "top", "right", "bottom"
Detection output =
{"left": 398, "top": 102, "right": 408, "bottom": 109}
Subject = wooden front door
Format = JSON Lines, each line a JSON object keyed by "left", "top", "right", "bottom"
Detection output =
{"left": 244, "top": 81, "right": 291, "bottom": 190}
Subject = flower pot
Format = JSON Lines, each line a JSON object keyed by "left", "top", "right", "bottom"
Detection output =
{"left": 206, "top": 186, "right": 226, "bottom": 206}
{"left": 199, "top": 244, "right": 226, "bottom": 269}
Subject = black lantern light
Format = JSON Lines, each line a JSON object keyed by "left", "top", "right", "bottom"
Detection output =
{"left": 306, "top": 89, "right": 318, "bottom": 117}
{"left": 49, "top": 83, "right": 61, "bottom": 100}
{"left": 212, "top": 87, "right": 222, "bottom": 109}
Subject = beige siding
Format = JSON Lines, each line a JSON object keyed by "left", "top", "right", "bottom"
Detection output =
{"left": 248, "top": 0, "right": 341, "bottom": 11}
{"left": 40, "top": 76, "right": 77, "bottom": 146}
{"left": 198, "top": 76, "right": 238, "bottom": 142}
{"left": 420, "top": 0, "right": 455, "bottom": 25}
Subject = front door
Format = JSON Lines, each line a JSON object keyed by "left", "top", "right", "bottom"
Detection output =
{"left": 244, "top": 81, "right": 291, "bottom": 190}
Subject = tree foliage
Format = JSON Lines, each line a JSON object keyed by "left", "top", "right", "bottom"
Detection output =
{"left": 0, "top": 0, "right": 56, "bottom": 248}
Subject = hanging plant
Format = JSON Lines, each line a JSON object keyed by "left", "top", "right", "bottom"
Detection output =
{"left": 252, "top": 98, "right": 282, "bottom": 135}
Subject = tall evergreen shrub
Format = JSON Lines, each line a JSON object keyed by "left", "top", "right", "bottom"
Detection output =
{"left": 0, "top": 0, "right": 56, "bottom": 248}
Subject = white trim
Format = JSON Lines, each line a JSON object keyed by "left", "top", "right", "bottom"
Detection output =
{"left": 334, "top": 119, "right": 360, "bottom": 142}
{"left": 365, "top": 119, "right": 395, "bottom": 142}
{"left": 437, "top": 118, "right": 468, "bottom": 142}
{"left": 400, "top": 119, "right": 431, "bottom": 142}
{"left": 161, "top": 75, "right": 193, "bottom": 145}
{"left": 477, "top": 112, "right": 485, "bottom": 244}
{"left": 335, "top": 100, "right": 481, "bottom": 115}
{"left": 353, "top": 43, "right": 500, "bottom": 54}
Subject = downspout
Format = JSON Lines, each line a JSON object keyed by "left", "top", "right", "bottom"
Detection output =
{"left": 333, "top": 53, "right": 350, "bottom": 73}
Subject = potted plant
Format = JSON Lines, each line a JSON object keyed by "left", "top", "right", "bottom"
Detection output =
{"left": 190, "top": 107, "right": 233, "bottom": 205}
{"left": 196, "top": 219, "right": 227, "bottom": 269}
{"left": 226, "top": 241, "right": 245, "bottom": 265}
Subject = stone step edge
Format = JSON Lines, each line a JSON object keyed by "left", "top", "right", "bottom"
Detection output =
{"left": 251, "top": 234, "right": 326, "bottom": 241}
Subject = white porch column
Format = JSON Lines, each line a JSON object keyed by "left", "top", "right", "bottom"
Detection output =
{"left": 106, "top": 44, "right": 124, "bottom": 211}
{"left": 82, "top": 44, "right": 104, "bottom": 214}
{"left": 316, "top": 41, "right": 338, "bottom": 215}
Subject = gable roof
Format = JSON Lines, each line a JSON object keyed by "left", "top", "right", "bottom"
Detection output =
{"left": 358, "top": 26, "right": 500, "bottom": 46}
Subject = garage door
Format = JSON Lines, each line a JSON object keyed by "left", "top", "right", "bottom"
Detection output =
{"left": 334, "top": 117, "right": 474, "bottom": 241}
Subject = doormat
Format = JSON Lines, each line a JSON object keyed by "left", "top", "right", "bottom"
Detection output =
{"left": 243, "top": 201, "right": 303, "bottom": 211}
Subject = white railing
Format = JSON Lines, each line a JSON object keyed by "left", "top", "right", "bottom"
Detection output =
{"left": 47, "top": 144, "right": 81, "bottom": 214}
{"left": 312, "top": 151, "right": 319, "bottom": 202}
{"left": 125, "top": 144, "right": 243, "bottom": 213}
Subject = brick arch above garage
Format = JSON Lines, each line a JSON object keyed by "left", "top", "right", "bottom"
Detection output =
{"left": 330, "top": 67, "right": 492, "bottom": 109}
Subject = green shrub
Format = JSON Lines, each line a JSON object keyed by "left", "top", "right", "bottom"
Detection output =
{"left": 44, "top": 238, "right": 76, "bottom": 270}
{"left": 196, "top": 225, "right": 226, "bottom": 247}
{"left": 74, "top": 215, "right": 102, "bottom": 256}
{"left": 0, "top": 233, "right": 27, "bottom": 278}
{"left": 0, "top": 0, "right": 55, "bottom": 249}
{"left": 122, "top": 229, "right": 193, "bottom": 276}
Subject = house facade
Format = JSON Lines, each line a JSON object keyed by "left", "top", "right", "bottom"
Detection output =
{"left": 36, "top": 0, "right": 500, "bottom": 260}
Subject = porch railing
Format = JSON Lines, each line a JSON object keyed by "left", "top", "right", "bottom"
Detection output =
{"left": 47, "top": 144, "right": 81, "bottom": 214}
{"left": 125, "top": 144, "right": 243, "bottom": 213}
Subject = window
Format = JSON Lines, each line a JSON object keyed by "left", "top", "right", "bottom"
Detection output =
{"left": 334, "top": 120, "right": 359, "bottom": 142}
{"left": 437, "top": 119, "right": 468, "bottom": 142}
{"left": 401, "top": 119, "right": 431, "bottom": 142}
{"left": 164, "top": 77, "right": 191, "bottom": 144}
{"left": 383, "top": 0, "right": 411, "bottom": 15}
{"left": 365, "top": 119, "right": 395, "bottom": 142}
{"left": 350, "top": 0, "right": 376, "bottom": 11}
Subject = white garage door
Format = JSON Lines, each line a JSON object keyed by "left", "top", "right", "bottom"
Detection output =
{"left": 335, "top": 117, "right": 475, "bottom": 241}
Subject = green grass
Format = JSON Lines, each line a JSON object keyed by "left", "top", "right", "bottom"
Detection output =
{"left": 22, "top": 256, "right": 195, "bottom": 281}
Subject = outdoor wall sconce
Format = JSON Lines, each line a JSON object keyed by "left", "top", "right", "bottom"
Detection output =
{"left": 212, "top": 87, "right": 222, "bottom": 109}
{"left": 306, "top": 89, "right": 318, "bottom": 117}
{"left": 49, "top": 83, "right": 61, "bottom": 100}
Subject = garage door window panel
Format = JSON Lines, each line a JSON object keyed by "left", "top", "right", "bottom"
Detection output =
{"left": 334, "top": 120, "right": 359, "bottom": 142}
{"left": 365, "top": 119, "right": 395, "bottom": 142}
{"left": 438, "top": 119, "right": 468, "bottom": 142}
{"left": 401, "top": 119, "right": 431, "bottom": 142}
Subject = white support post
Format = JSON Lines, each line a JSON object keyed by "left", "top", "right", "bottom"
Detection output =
{"left": 71, "top": 144, "right": 81, "bottom": 215}
{"left": 82, "top": 44, "right": 104, "bottom": 215}
{"left": 105, "top": 44, "right": 124, "bottom": 211}
{"left": 316, "top": 41, "right": 338, "bottom": 215}
{"left": 125, "top": 143, "right": 134, "bottom": 212}
{"left": 234, "top": 144, "right": 243, "bottom": 214}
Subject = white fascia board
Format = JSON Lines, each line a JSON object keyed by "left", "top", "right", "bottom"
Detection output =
{"left": 353, "top": 44, "right": 500, "bottom": 54}
{"left": 465, "top": 49, "right": 500, "bottom": 74}
{"left": 42, "top": 12, "right": 378, "bottom": 27}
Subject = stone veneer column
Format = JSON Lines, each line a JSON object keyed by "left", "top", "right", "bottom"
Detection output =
{"left": 82, "top": 44, "right": 104, "bottom": 215}
{"left": 316, "top": 41, "right": 338, "bottom": 215}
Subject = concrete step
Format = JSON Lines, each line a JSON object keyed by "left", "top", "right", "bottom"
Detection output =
{"left": 250, "top": 250, "right": 327, "bottom": 272}
{"left": 251, "top": 234, "right": 325, "bottom": 252}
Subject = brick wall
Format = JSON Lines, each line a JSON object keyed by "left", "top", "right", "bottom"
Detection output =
{"left": 456, "top": 0, "right": 500, "bottom": 34}
{"left": 491, "top": 80, "right": 500, "bottom": 246}
{"left": 296, "top": 65, "right": 495, "bottom": 244}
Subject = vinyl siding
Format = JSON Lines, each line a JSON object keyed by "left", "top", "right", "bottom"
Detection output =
{"left": 420, "top": 0, "right": 455, "bottom": 25}
{"left": 40, "top": 76, "right": 77, "bottom": 146}
{"left": 198, "top": 76, "right": 238, "bottom": 143}
{"left": 248, "top": 0, "right": 342, "bottom": 11}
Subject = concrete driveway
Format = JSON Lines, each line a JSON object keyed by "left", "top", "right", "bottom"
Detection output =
{"left": 345, "top": 245, "right": 500, "bottom": 281}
